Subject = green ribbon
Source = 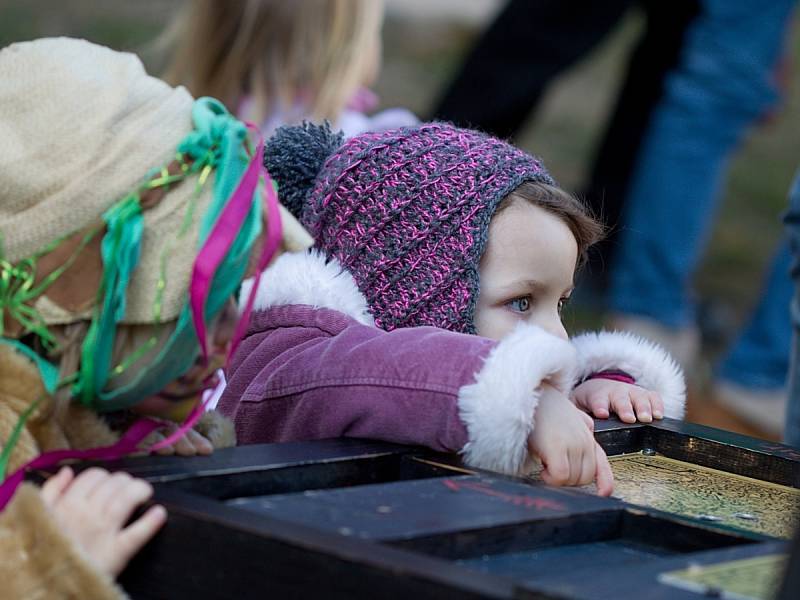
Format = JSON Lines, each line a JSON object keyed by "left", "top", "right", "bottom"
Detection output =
{"left": 75, "top": 195, "right": 144, "bottom": 406}
{"left": 1, "top": 98, "right": 261, "bottom": 414}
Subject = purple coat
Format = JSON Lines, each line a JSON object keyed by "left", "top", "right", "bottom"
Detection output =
{"left": 220, "top": 251, "right": 686, "bottom": 475}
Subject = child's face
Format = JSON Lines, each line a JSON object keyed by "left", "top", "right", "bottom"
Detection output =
{"left": 475, "top": 200, "right": 577, "bottom": 341}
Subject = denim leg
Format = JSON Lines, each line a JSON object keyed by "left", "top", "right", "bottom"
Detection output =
{"left": 784, "top": 172, "right": 800, "bottom": 447}
{"left": 718, "top": 241, "right": 793, "bottom": 389}
{"left": 609, "top": 0, "right": 795, "bottom": 327}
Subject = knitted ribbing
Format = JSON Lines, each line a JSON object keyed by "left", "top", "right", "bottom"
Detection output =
{"left": 273, "top": 122, "right": 554, "bottom": 333}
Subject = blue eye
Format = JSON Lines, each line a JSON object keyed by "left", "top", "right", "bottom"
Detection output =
{"left": 508, "top": 296, "right": 531, "bottom": 313}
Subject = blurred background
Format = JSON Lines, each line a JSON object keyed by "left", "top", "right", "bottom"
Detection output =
{"left": 2, "top": 0, "right": 799, "bottom": 437}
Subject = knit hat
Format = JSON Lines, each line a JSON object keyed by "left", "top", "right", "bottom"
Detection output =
{"left": 0, "top": 38, "right": 312, "bottom": 411}
{"left": 265, "top": 122, "right": 554, "bottom": 333}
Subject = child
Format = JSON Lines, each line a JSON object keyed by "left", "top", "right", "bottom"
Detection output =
{"left": 0, "top": 37, "right": 311, "bottom": 590}
{"left": 219, "top": 123, "right": 686, "bottom": 494}
{"left": 0, "top": 466, "right": 165, "bottom": 598}
{"left": 163, "top": 0, "right": 418, "bottom": 139}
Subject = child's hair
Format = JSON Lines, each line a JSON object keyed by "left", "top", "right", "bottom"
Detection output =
{"left": 162, "top": 0, "right": 384, "bottom": 123}
{"left": 497, "top": 182, "right": 604, "bottom": 269}
{"left": 265, "top": 122, "right": 602, "bottom": 334}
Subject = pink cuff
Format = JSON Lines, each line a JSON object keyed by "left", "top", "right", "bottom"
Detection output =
{"left": 583, "top": 369, "right": 636, "bottom": 385}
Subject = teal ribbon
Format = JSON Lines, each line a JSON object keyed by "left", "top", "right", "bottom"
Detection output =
{"left": 75, "top": 196, "right": 143, "bottom": 405}
{"left": 80, "top": 98, "right": 261, "bottom": 412}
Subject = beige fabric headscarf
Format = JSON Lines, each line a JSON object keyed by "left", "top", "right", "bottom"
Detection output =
{"left": 0, "top": 37, "right": 311, "bottom": 328}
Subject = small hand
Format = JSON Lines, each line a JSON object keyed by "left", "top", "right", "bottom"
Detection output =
{"left": 149, "top": 420, "right": 214, "bottom": 456}
{"left": 572, "top": 379, "right": 664, "bottom": 423}
{"left": 41, "top": 467, "right": 167, "bottom": 577}
{"left": 528, "top": 384, "right": 614, "bottom": 496}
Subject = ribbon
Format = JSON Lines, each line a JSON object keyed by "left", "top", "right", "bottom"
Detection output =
{"left": 228, "top": 129, "right": 283, "bottom": 364}
{"left": 0, "top": 418, "right": 164, "bottom": 511}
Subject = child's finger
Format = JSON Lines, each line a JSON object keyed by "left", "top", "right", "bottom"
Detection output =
{"left": 149, "top": 432, "right": 175, "bottom": 456}
{"left": 566, "top": 445, "right": 584, "bottom": 486}
{"left": 588, "top": 393, "right": 611, "bottom": 419}
{"left": 577, "top": 444, "right": 596, "bottom": 487}
{"left": 63, "top": 467, "right": 111, "bottom": 501}
{"left": 114, "top": 505, "right": 167, "bottom": 576}
{"left": 650, "top": 392, "right": 665, "bottom": 419}
{"left": 40, "top": 466, "right": 74, "bottom": 506}
{"left": 580, "top": 410, "right": 595, "bottom": 431}
{"left": 91, "top": 471, "right": 134, "bottom": 508}
{"left": 107, "top": 479, "right": 155, "bottom": 524}
{"left": 594, "top": 443, "right": 615, "bottom": 497}
{"left": 540, "top": 454, "right": 570, "bottom": 487}
{"left": 631, "top": 393, "right": 653, "bottom": 423}
{"left": 588, "top": 395, "right": 610, "bottom": 419}
{"left": 185, "top": 429, "right": 213, "bottom": 455}
{"left": 172, "top": 438, "right": 197, "bottom": 456}
{"left": 610, "top": 391, "right": 636, "bottom": 423}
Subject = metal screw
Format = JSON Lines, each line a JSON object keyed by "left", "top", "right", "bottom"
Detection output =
{"left": 696, "top": 514, "right": 723, "bottom": 522}
{"left": 733, "top": 513, "right": 758, "bottom": 521}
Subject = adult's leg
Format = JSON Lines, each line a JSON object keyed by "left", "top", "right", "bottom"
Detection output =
{"left": 784, "top": 172, "right": 800, "bottom": 448}
{"left": 432, "top": 0, "right": 632, "bottom": 139}
{"left": 718, "top": 242, "right": 793, "bottom": 390}
{"left": 583, "top": 0, "right": 700, "bottom": 281}
{"left": 608, "top": 0, "right": 795, "bottom": 330}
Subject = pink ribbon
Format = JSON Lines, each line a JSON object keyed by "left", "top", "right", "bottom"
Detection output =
{"left": 228, "top": 132, "right": 283, "bottom": 365}
{"left": 0, "top": 418, "right": 163, "bottom": 510}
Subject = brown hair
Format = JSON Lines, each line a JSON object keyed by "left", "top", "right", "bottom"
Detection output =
{"left": 497, "top": 181, "right": 604, "bottom": 268}
{"left": 162, "top": 0, "right": 384, "bottom": 123}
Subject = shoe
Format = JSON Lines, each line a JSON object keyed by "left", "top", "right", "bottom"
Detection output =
{"left": 713, "top": 380, "right": 787, "bottom": 437}
{"left": 606, "top": 313, "right": 701, "bottom": 371}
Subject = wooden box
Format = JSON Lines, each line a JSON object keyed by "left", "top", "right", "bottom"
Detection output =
{"left": 106, "top": 419, "right": 800, "bottom": 599}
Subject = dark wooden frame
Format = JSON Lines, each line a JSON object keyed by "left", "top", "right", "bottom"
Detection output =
{"left": 95, "top": 420, "right": 800, "bottom": 599}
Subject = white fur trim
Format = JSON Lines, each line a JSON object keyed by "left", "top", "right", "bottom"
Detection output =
{"left": 239, "top": 250, "right": 374, "bottom": 326}
{"left": 458, "top": 323, "right": 577, "bottom": 475}
{"left": 571, "top": 330, "right": 686, "bottom": 419}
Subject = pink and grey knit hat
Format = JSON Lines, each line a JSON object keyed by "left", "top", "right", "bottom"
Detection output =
{"left": 265, "top": 122, "right": 554, "bottom": 333}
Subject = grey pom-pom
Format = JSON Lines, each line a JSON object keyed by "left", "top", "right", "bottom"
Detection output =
{"left": 263, "top": 121, "right": 344, "bottom": 220}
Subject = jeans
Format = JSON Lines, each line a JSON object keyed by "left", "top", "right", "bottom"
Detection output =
{"left": 785, "top": 173, "right": 800, "bottom": 447}
{"left": 609, "top": 0, "right": 796, "bottom": 388}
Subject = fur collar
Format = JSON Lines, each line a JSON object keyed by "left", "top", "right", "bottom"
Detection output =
{"left": 239, "top": 250, "right": 374, "bottom": 326}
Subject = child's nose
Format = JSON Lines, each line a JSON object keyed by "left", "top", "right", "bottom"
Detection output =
{"left": 539, "top": 317, "right": 569, "bottom": 341}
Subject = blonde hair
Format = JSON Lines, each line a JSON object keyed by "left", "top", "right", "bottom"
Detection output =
{"left": 163, "top": 0, "right": 384, "bottom": 124}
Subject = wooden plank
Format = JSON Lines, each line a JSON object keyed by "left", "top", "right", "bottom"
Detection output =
{"left": 91, "top": 438, "right": 414, "bottom": 481}
{"left": 227, "top": 475, "right": 618, "bottom": 542}
{"left": 593, "top": 419, "right": 800, "bottom": 486}
{"left": 120, "top": 486, "right": 517, "bottom": 600}
{"left": 514, "top": 542, "right": 789, "bottom": 600}
{"left": 391, "top": 508, "right": 751, "bottom": 561}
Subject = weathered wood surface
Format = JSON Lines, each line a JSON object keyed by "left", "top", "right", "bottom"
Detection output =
{"left": 101, "top": 420, "right": 800, "bottom": 599}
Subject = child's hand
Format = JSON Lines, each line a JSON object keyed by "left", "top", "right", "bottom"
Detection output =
{"left": 528, "top": 385, "right": 614, "bottom": 496}
{"left": 572, "top": 379, "right": 664, "bottom": 423}
{"left": 41, "top": 467, "right": 167, "bottom": 577}
{"left": 148, "top": 419, "right": 214, "bottom": 456}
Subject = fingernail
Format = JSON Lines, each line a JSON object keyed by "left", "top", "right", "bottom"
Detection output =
{"left": 653, "top": 411, "right": 663, "bottom": 419}
{"left": 640, "top": 413, "right": 652, "bottom": 423}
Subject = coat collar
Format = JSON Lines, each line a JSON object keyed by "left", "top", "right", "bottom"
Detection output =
{"left": 239, "top": 250, "right": 374, "bottom": 326}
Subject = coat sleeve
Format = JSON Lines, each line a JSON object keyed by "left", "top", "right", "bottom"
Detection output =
{"left": 571, "top": 331, "right": 686, "bottom": 418}
{"left": 221, "top": 307, "right": 576, "bottom": 475}
{"left": 0, "top": 483, "right": 127, "bottom": 600}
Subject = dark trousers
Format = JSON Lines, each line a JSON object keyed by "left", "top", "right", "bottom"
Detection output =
{"left": 432, "top": 0, "right": 700, "bottom": 282}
